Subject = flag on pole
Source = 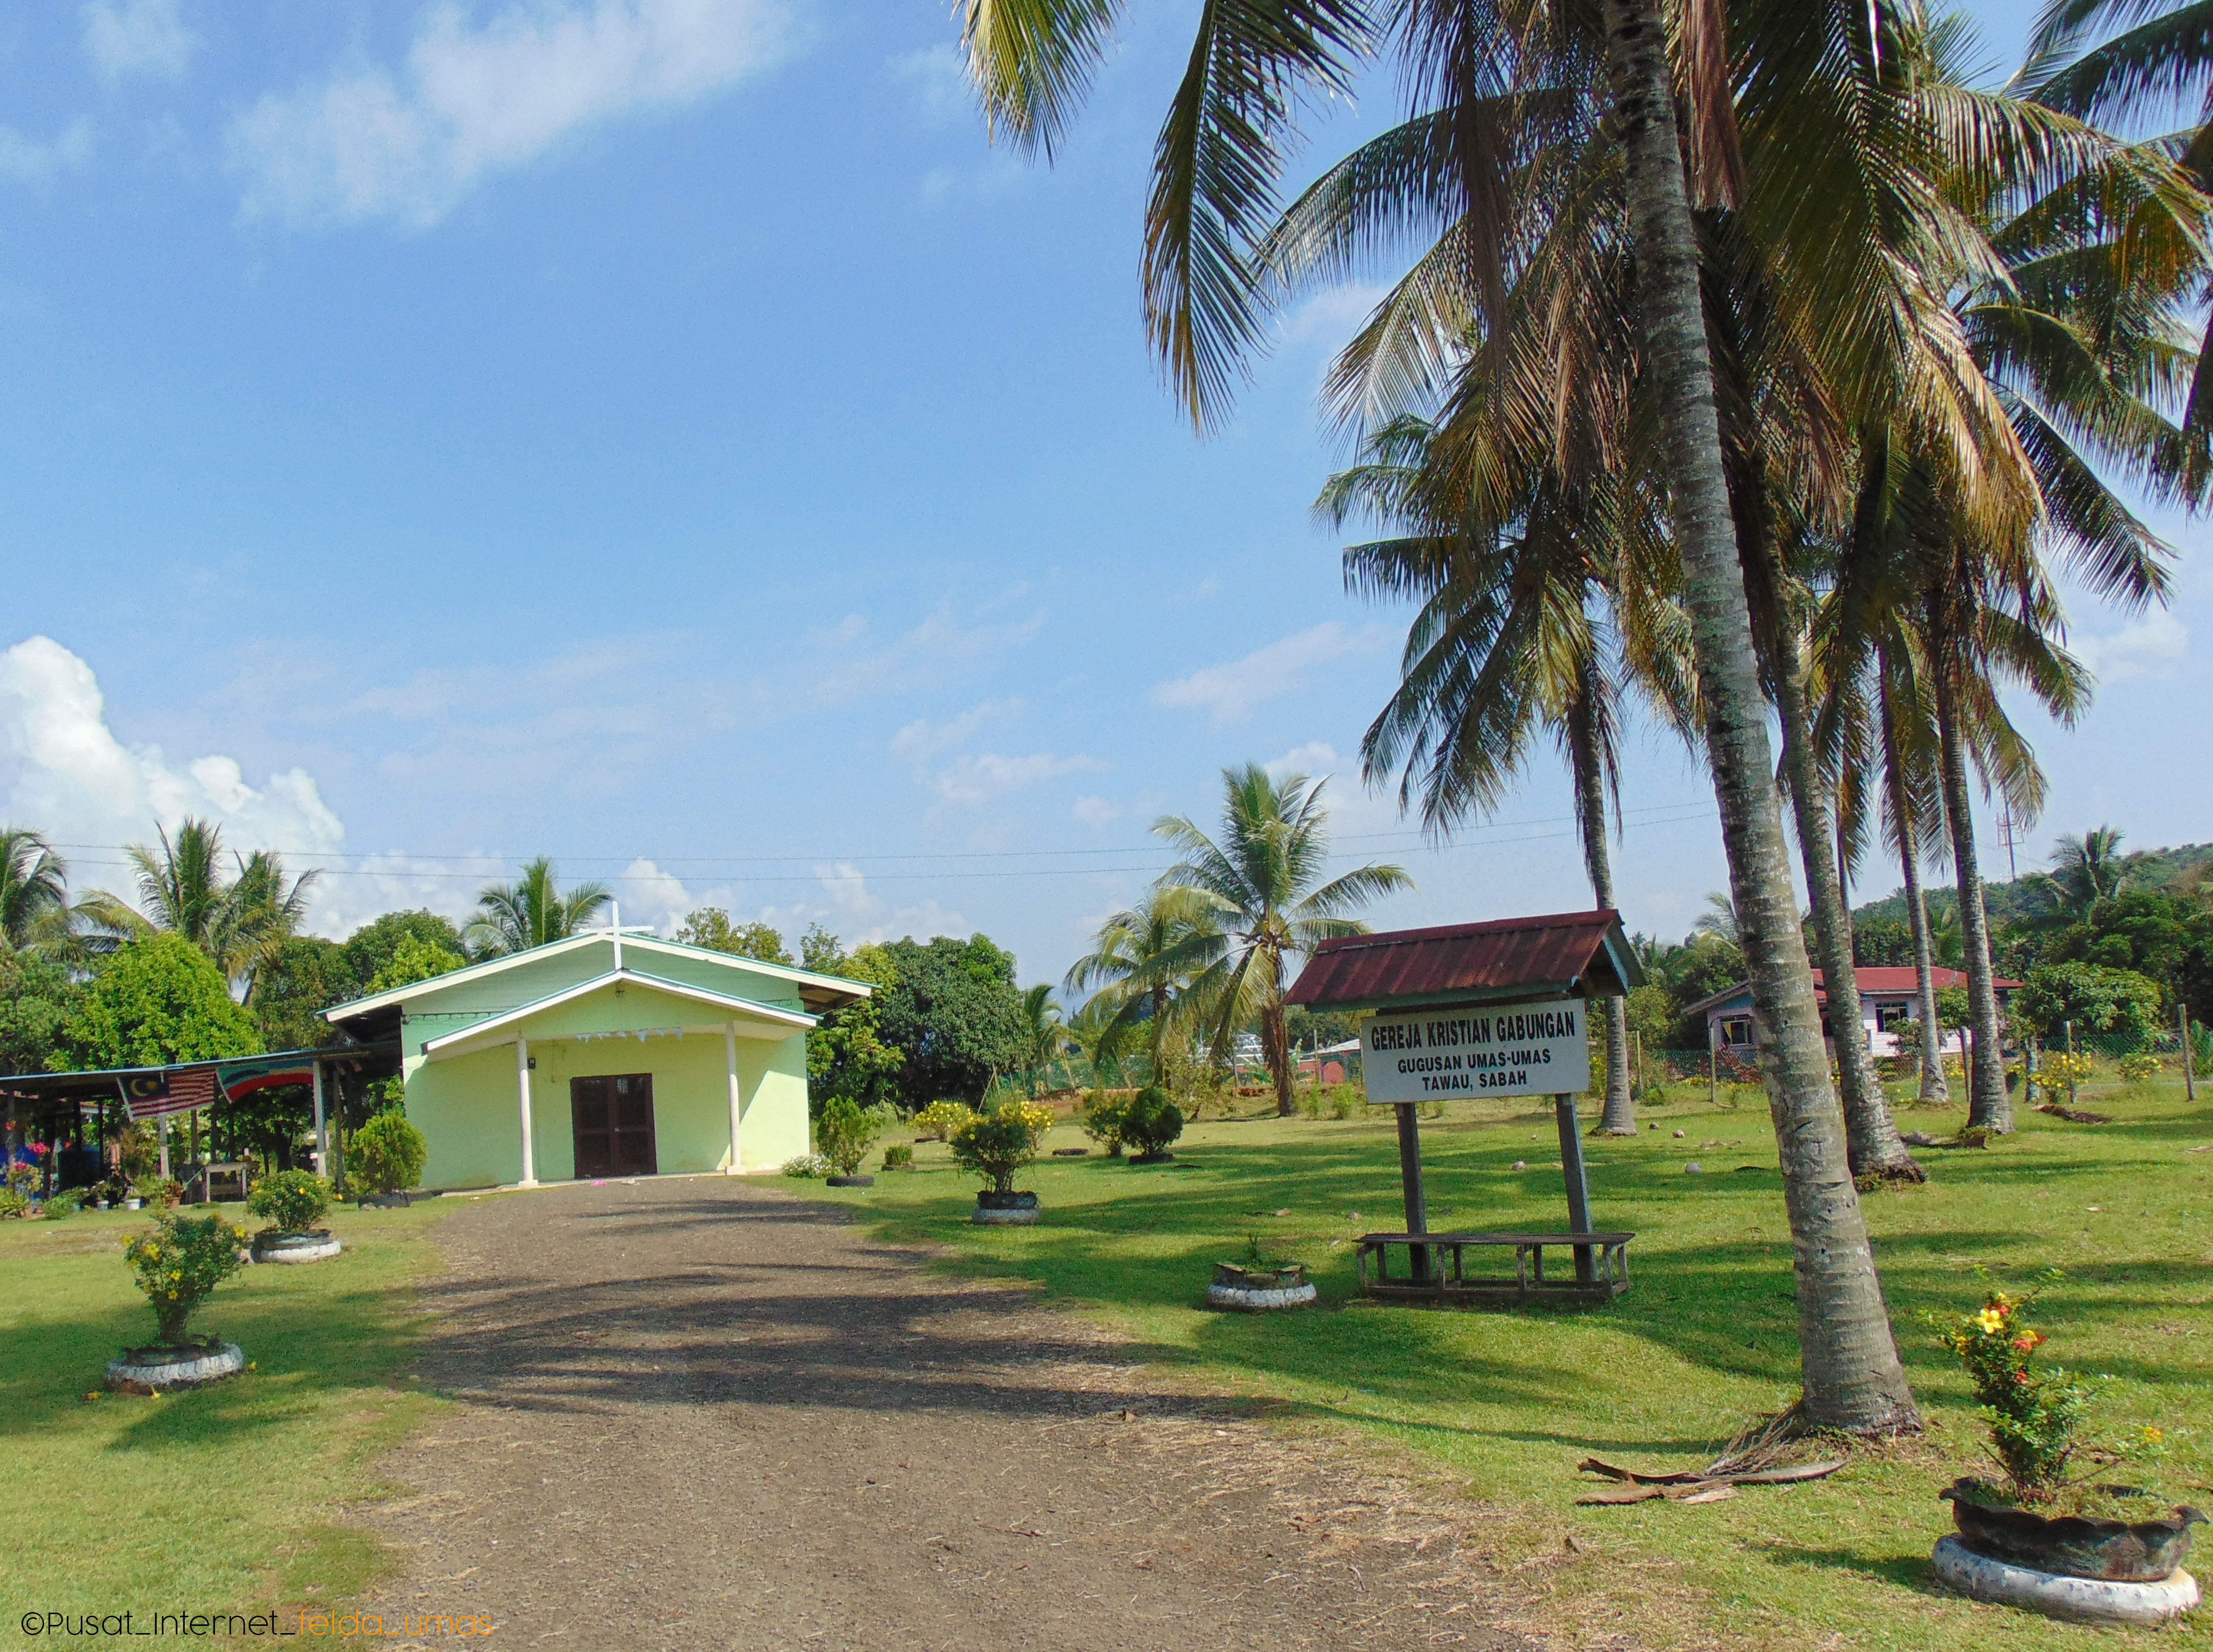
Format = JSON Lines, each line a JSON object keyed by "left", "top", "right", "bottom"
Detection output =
{"left": 216, "top": 1056, "right": 317, "bottom": 1102}
{"left": 121, "top": 1067, "right": 218, "bottom": 1122}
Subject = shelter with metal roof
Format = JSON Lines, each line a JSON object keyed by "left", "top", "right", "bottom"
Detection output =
{"left": 321, "top": 923, "right": 873, "bottom": 1190}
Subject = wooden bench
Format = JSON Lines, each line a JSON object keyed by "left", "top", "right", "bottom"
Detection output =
{"left": 1355, "top": 1230, "right": 1634, "bottom": 1304}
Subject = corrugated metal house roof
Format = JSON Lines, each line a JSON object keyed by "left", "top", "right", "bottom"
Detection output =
{"left": 1286, "top": 910, "right": 1640, "bottom": 1013}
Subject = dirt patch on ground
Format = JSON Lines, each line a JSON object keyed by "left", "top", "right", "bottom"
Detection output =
{"left": 349, "top": 1176, "right": 1583, "bottom": 1650}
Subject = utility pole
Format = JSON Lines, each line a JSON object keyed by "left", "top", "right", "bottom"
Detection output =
{"left": 1997, "top": 804, "right": 2022, "bottom": 883}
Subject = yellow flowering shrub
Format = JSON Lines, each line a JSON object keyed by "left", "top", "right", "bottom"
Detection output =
{"left": 913, "top": 1100, "right": 977, "bottom": 1142}
{"left": 123, "top": 1211, "right": 248, "bottom": 1347}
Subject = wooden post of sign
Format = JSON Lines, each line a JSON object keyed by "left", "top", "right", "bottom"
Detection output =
{"left": 1394, "top": 1102, "right": 1430, "bottom": 1283}
{"left": 2065, "top": 1020, "right": 2077, "bottom": 1106}
{"left": 1555, "top": 1094, "right": 1597, "bottom": 1287}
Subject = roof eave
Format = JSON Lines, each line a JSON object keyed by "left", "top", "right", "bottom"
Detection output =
{"left": 418, "top": 969, "right": 818, "bottom": 1058}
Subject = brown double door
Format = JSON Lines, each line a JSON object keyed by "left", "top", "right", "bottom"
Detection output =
{"left": 571, "top": 1074, "right": 657, "bottom": 1179}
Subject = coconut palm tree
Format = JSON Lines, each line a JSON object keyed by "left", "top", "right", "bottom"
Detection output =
{"left": 2026, "top": 0, "right": 2213, "bottom": 485}
{"left": 109, "top": 819, "right": 322, "bottom": 989}
{"left": 1320, "top": 422, "right": 1649, "bottom": 1133}
{"left": 124, "top": 817, "right": 229, "bottom": 949}
{"left": 1017, "top": 984, "right": 1071, "bottom": 1096}
{"left": 465, "top": 858, "right": 613, "bottom": 958}
{"left": 2049, "top": 825, "right": 2132, "bottom": 912}
{"left": 1153, "top": 765, "right": 1412, "bottom": 1116}
{"left": 1064, "top": 886, "right": 1221, "bottom": 1075}
{"left": 0, "top": 828, "right": 70, "bottom": 952}
{"left": 957, "top": 0, "right": 2154, "bottom": 1431}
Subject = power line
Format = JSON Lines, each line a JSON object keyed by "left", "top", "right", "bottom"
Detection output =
{"left": 38, "top": 800, "right": 1718, "bottom": 876}
{"left": 47, "top": 803, "right": 1718, "bottom": 885}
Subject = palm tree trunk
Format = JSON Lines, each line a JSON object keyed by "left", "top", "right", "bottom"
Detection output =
{"left": 1881, "top": 678, "right": 1950, "bottom": 1104}
{"left": 1771, "top": 629, "right": 1921, "bottom": 1182}
{"left": 1569, "top": 679, "right": 1634, "bottom": 1134}
{"left": 1928, "top": 633, "right": 2011, "bottom": 1133}
{"left": 1600, "top": 0, "right": 1917, "bottom": 1432}
{"left": 1265, "top": 997, "right": 1295, "bottom": 1117}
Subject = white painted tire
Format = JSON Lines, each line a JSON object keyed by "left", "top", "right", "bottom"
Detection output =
{"left": 1933, "top": 1535, "right": 2200, "bottom": 1623}
{"left": 105, "top": 1341, "right": 246, "bottom": 1394}
{"left": 971, "top": 1206, "right": 1040, "bottom": 1225}
{"left": 1208, "top": 1281, "right": 1318, "bottom": 1311}
{"left": 254, "top": 1233, "right": 341, "bottom": 1264}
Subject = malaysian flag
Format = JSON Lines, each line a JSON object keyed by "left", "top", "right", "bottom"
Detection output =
{"left": 121, "top": 1067, "right": 218, "bottom": 1122}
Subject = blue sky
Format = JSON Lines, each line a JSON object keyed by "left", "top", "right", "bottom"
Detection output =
{"left": 0, "top": 0, "right": 2201, "bottom": 988}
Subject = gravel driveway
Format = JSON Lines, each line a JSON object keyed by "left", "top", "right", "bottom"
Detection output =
{"left": 353, "top": 1175, "right": 1540, "bottom": 1651}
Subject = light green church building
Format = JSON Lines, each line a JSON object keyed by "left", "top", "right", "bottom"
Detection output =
{"left": 322, "top": 928, "right": 871, "bottom": 1191}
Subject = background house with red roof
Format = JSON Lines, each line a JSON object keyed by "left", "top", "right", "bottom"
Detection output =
{"left": 1685, "top": 967, "right": 2019, "bottom": 1059}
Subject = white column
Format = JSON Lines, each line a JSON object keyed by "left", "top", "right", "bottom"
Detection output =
{"left": 516, "top": 1037, "right": 538, "bottom": 1187}
{"left": 725, "top": 1020, "right": 743, "bottom": 1175}
{"left": 311, "top": 1062, "right": 329, "bottom": 1177}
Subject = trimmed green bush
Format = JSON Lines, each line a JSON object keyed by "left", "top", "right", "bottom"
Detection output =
{"left": 350, "top": 1111, "right": 427, "bottom": 1195}
{"left": 248, "top": 1169, "right": 332, "bottom": 1234}
{"left": 1120, "top": 1085, "right": 1185, "bottom": 1159}
{"left": 815, "top": 1097, "right": 885, "bottom": 1176}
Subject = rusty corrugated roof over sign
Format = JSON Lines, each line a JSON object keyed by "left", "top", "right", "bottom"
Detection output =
{"left": 1286, "top": 910, "right": 1639, "bottom": 1012}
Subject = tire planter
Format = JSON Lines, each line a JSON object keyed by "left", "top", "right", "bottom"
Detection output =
{"left": 1207, "top": 1262, "right": 1317, "bottom": 1312}
{"left": 826, "top": 1175, "right": 875, "bottom": 1188}
{"left": 104, "top": 1341, "right": 246, "bottom": 1395}
{"left": 1942, "top": 1481, "right": 2206, "bottom": 1581}
{"left": 972, "top": 1191, "right": 1040, "bottom": 1226}
{"left": 252, "top": 1230, "right": 341, "bottom": 1265}
{"left": 1130, "top": 1151, "right": 1176, "bottom": 1165}
{"left": 1933, "top": 1536, "right": 2199, "bottom": 1624}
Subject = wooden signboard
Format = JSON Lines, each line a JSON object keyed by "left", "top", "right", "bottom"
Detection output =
{"left": 1361, "top": 999, "right": 1590, "bottom": 1102}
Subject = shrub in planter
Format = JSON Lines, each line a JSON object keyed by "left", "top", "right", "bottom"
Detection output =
{"left": 37, "top": 1188, "right": 82, "bottom": 1220}
{"left": 880, "top": 1143, "right": 914, "bottom": 1171}
{"left": 816, "top": 1098, "right": 885, "bottom": 1178}
{"left": 133, "top": 1175, "right": 182, "bottom": 1210}
{"left": 248, "top": 1169, "right": 332, "bottom": 1236}
{"left": 351, "top": 1111, "right": 428, "bottom": 1195}
{"left": 950, "top": 1099, "right": 1053, "bottom": 1195}
{"left": 124, "top": 1211, "right": 250, "bottom": 1347}
{"left": 1079, "top": 1091, "right": 1128, "bottom": 1157}
{"left": 1121, "top": 1086, "right": 1184, "bottom": 1162}
{"left": 1932, "top": 1273, "right": 2093, "bottom": 1501}
{"left": 914, "top": 1100, "right": 977, "bottom": 1143}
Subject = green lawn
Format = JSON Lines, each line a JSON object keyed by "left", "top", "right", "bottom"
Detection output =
{"left": 1, "top": 1201, "right": 450, "bottom": 1649}
{"left": 816, "top": 1078, "right": 2213, "bottom": 1649}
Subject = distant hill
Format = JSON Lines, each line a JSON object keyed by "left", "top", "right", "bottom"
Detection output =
{"left": 1851, "top": 839, "right": 2213, "bottom": 929}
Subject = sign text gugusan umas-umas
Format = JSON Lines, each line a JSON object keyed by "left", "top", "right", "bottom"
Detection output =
{"left": 1361, "top": 998, "right": 1591, "bottom": 1104}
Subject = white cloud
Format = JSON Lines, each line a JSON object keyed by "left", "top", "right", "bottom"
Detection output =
{"left": 1281, "top": 282, "right": 1389, "bottom": 346}
{"left": 2076, "top": 609, "right": 2189, "bottom": 683}
{"left": 815, "top": 600, "right": 1044, "bottom": 706}
{"left": 887, "top": 42, "right": 968, "bottom": 122}
{"left": 84, "top": 0, "right": 194, "bottom": 81}
{"left": 1071, "top": 794, "right": 1118, "bottom": 828}
{"left": 891, "top": 697, "right": 1023, "bottom": 761}
{"left": 932, "top": 752, "right": 1102, "bottom": 807}
{"left": 1151, "top": 622, "right": 1391, "bottom": 725}
{"left": 1264, "top": 741, "right": 1342, "bottom": 781}
{"left": 307, "top": 851, "right": 481, "bottom": 937}
{"left": 0, "top": 123, "right": 93, "bottom": 184}
{"left": 229, "top": 0, "right": 790, "bottom": 227}
{"left": 0, "top": 634, "right": 345, "bottom": 895}
{"left": 755, "top": 861, "right": 967, "bottom": 948}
